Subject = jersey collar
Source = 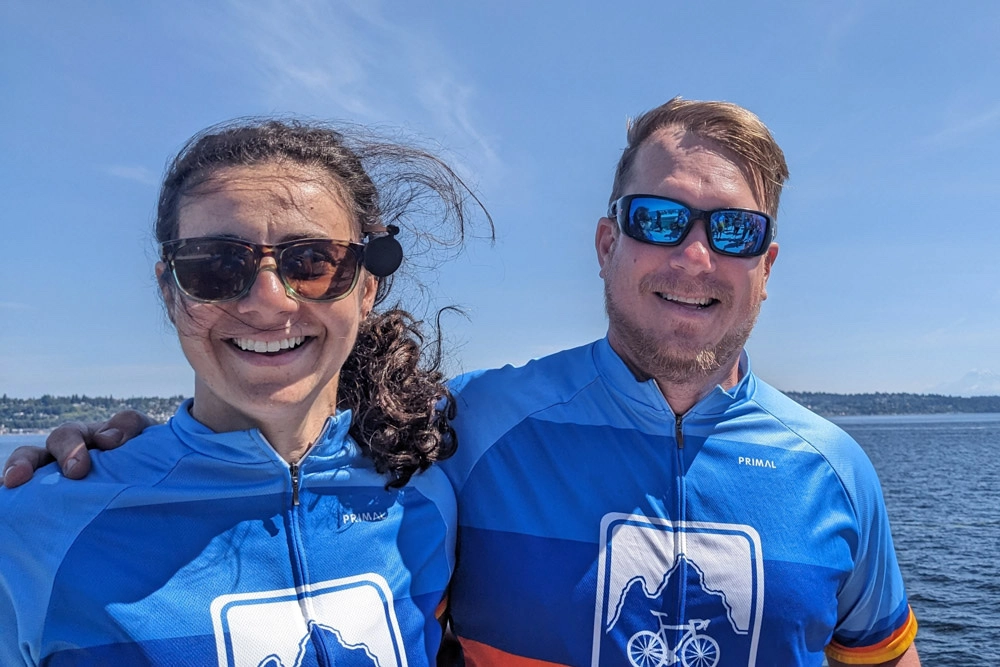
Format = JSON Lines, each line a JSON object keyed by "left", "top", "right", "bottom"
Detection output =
{"left": 168, "top": 398, "right": 356, "bottom": 465}
{"left": 594, "top": 336, "right": 756, "bottom": 418}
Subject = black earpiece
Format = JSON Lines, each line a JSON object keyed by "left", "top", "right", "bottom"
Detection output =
{"left": 363, "top": 225, "right": 403, "bottom": 277}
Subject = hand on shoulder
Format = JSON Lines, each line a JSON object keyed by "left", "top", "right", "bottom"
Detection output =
{"left": 1, "top": 410, "right": 154, "bottom": 488}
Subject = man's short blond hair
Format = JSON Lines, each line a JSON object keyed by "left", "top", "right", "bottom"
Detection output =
{"left": 610, "top": 97, "right": 789, "bottom": 218}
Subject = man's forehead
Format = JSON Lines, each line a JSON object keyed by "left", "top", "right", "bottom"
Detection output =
{"left": 626, "top": 127, "right": 758, "bottom": 208}
{"left": 637, "top": 126, "right": 742, "bottom": 168}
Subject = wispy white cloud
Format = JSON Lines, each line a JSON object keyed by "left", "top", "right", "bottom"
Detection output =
{"left": 104, "top": 165, "right": 159, "bottom": 186}
{"left": 920, "top": 101, "right": 1000, "bottom": 147}
{"left": 817, "top": 2, "right": 866, "bottom": 70}
{"left": 417, "top": 76, "right": 499, "bottom": 166}
{"left": 202, "top": 0, "right": 500, "bottom": 172}
{"left": 217, "top": 0, "right": 372, "bottom": 115}
{"left": 909, "top": 319, "right": 1000, "bottom": 349}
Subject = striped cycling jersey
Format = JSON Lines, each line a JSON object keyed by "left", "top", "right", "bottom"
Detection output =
{"left": 442, "top": 338, "right": 916, "bottom": 666}
{"left": 0, "top": 401, "right": 456, "bottom": 666}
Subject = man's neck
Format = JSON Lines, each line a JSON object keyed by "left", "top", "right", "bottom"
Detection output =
{"left": 606, "top": 335, "right": 743, "bottom": 416}
{"left": 654, "top": 362, "right": 741, "bottom": 416}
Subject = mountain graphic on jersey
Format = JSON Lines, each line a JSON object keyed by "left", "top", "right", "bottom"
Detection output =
{"left": 257, "top": 620, "right": 380, "bottom": 667}
{"left": 591, "top": 514, "right": 764, "bottom": 667}
{"left": 212, "top": 575, "right": 408, "bottom": 667}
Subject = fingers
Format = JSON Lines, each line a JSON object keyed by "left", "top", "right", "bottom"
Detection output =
{"left": 44, "top": 411, "right": 154, "bottom": 479}
{"left": 2, "top": 446, "right": 54, "bottom": 488}
{"left": 45, "top": 421, "right": 98, "bottom": 480}
{"left": 98, "top": 410, "right": 155, "bottom": 446}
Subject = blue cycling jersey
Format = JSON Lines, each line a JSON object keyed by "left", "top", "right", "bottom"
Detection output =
{"left": 442, "top": 338, "right": 916, "bottom": 666}
{"left": 0, "top": 401, "right": 456, "bottom": 666}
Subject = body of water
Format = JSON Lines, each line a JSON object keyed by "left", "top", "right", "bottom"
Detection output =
{"left": 3, "top": 415, "right": 999, "bottom": 665}
{"left": 832, "top": 413, "right": 1000, "bottom": 666}
{"left": 1, "top": 433, "right": 46, "bottom": 460}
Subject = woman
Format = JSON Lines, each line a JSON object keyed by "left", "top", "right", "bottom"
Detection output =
{"left": 0, "top": 118, "right": 487, "bottom": 666}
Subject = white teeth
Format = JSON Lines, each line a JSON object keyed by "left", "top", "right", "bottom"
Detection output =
{"left": 232, "top": 336, "right": 306, "bottom": 353}
{"left": 661, "top": 293, "right": 713, "bottom": 306}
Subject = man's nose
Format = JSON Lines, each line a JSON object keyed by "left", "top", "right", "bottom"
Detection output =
{"left": 668, "top": 219, "right": 714, "bottom": 274}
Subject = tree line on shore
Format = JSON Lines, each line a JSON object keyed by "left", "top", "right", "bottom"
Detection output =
{"left": 3, "top": 392, "right": 1000, "bottom": 433}
{"left": 782, "top": 391, "right": 1000, "bottom": 417}
{"left": 0, "top": 395, "right": 185, "bottom": 433}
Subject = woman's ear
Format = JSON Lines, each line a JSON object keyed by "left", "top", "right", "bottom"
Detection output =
{"left": 360, "top": 273, "right": 378, "bottom": 319}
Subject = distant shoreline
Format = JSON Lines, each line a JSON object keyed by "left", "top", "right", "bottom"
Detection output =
{"left": 781, "top": 391, "right": 1000, "bottom": 417}
{"left": 3, "top": 392, "right": 1000, "bottom": 431}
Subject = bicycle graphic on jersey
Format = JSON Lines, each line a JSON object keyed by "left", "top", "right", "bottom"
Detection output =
{"left": 626, "top": 613, "right": 720, "bottom": 667}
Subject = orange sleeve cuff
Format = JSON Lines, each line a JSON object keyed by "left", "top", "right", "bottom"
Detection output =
{"left": 459, "top": 637, "right": 570, "bottom": 667}
{"left": 825, "top": 605, "right": 918, "bottom": 665}
{"left": 434, "top": 594, "right": 448, "bottom": 620}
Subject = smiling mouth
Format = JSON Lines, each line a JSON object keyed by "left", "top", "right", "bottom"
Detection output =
{"left": 230, "top": 336, "right": 309, "bottom": 354}
{"left": 655, "top": 292, "right": 718, "bottom": 309}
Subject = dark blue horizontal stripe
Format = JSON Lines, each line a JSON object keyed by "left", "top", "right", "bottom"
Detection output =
{"left": 44, "top": 635, "right": 216, "bottom": 666}
{"left": 451, "top": 527, "right": 597, "bottom": 665}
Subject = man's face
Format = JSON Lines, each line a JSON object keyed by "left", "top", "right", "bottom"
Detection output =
{"left": 595, "top": 126, "right": 778, "bottom": 388}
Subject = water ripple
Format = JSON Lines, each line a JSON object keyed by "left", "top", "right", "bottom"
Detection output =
{"left": 842, "top": 416, "right": 1000, "bottom": 666}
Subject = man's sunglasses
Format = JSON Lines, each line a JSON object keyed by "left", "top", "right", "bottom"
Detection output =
{"left": 608, "top": 194, "right": 775, "bottom": 258}
{"left": 160, "top": 237, "right": 367, "bottom": 303}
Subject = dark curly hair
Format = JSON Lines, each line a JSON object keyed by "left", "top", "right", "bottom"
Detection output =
{"left": 155, "top": 117, "right": 491, "bottom": 487}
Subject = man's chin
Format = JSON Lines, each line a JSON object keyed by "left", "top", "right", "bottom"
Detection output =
{"left": 646, "top": 349, "right": 725, "bottom": 385}
{"left": 609, "top": 325, "right": 747, "bottom": 385}
{"left": 604, "top": 288, "right": 760, "bottom": 387}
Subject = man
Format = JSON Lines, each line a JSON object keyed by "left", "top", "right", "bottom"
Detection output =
{"left": 4, "top": 98, "right": 920, "bottom": 666}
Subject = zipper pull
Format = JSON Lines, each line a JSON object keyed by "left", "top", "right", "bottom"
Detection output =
{"left": 290, "top": 462, "right": 301, "bottom": 506}
{"left": 675, "top": 415, "right": 684, "bottom": 449}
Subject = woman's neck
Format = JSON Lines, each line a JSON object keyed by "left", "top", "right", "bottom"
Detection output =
{"left": 189, "top": 379, "right": 340, "bottom": 463}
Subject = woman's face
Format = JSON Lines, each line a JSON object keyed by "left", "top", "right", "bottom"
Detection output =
{"left": 156, "top": 162, "right": 377, "bottom": 433}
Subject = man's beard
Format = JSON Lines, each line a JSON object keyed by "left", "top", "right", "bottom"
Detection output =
{"left": 603, "top": 275, "right": 764, "bottom": 385}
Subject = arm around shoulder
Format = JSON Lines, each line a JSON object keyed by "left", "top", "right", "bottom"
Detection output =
{"left": 1, "top": 410, "right": 155, "bottom": 488}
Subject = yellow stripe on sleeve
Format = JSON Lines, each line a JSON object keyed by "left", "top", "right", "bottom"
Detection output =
{"left": 825, "top": 605, "right": 918, "bottom": 665}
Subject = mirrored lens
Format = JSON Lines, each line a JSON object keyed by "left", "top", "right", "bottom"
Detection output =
{"left": 620, "top": 196, "right": 771, "bottom": 257}
{"left": 280, "top": 241, "right": 360, "bottom": 301}
{"left": 709, "top": 211, "right": 769, "bottom": 256}
{"left": 626, "top": 197, "right": 691, "bottom": 244}
{"left": 171, "top": 240, "right": 256, "bottom": 301}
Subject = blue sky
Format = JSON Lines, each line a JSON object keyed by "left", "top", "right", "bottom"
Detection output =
{"left": 2, "top": 1, "right": 999, "bottom": 398}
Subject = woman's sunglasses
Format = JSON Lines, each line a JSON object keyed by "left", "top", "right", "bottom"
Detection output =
{"left": 160, "top": 237, "right": 366, "bottom": 303}
{"left": 608, "top": 194, "right": 776, "bottom": 258}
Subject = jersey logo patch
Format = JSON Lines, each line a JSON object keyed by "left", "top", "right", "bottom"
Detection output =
{"left": 211, "top": 574, "right": 408, "bottom": 667}
{"left": 591, "top": 514, "right": 764, "bottom": 667}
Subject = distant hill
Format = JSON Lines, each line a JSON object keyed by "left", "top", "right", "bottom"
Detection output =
{"left": 3, "top": 392, "right": 1000, "bottom": 432}
{"left": 782, "top": 391, "right": 1000, "bottom": 417}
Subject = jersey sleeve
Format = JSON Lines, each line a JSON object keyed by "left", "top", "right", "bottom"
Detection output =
{"left": 824, "top": 438, "right": 918, "bottom": 664}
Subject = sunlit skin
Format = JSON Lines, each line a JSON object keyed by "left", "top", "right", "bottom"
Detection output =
{"left": 596, "top": 126, "right": 778, "bottom": 415}
{"left": 156, "top": 163, "right": 377, "bottom": 463}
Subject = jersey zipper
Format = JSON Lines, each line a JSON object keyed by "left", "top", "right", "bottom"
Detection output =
{"left": 285, "top": 457, "right": 331, "bottom": 655}
{"left": 290, "top": 462, "right": 301, "bottom": 506}
{"left": 674, "top": 412, "right": 688, "bottom": 641}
